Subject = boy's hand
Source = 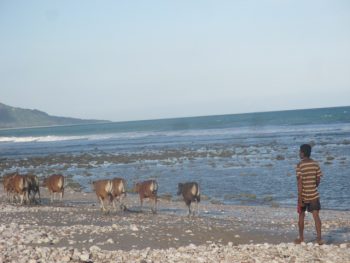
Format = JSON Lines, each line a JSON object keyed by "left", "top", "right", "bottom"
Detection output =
{"left": 298, "top": 196, "right": 303, "bottom": 207}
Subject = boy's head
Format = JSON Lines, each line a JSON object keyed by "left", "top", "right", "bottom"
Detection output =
{"left": 300, "top": 144, "right": 312, "bottom": 159}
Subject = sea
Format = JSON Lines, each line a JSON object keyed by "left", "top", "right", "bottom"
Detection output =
{"left": 0, "top": 106, "right": 349, "bottom": 210}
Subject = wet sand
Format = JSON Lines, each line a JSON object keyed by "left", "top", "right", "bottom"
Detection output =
{"left": 1, "top": 187, "right": 350, "bottom": 262}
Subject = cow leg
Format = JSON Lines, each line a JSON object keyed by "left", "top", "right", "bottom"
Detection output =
{"left": 186, "top": 200, "right": 192, "bottom": 216}
{"left": 112, "top": 197, "right": 116, "bottom": 210}
{"left": 19, "top": 193, "right": 24, "bottom": 205}
{"left": 113, "top": 196, "right": 124, "bottom": 211}
{"left": 99, "top": 197, "right": 106, "bottom": 212}
{"left": 38, "top": 188, "right": 41, "bottom": 203}
{"left": 140, "top": 197, "right": 143, "bottom": 212}
{"left": 196, "top": 199, "right": 199, "bottom": 216}
{"left": 25, "top": 190, "right": 29, "bottom": 205}
{"left": 119, "top": 195, "right": 126, "bottom": 211}
{"left": 60, "top": 191, "right": 63, "bottom": 202}
{"left": 152, "top": 197, "right": 157, "bottom": 214}
{"left": 155, "top": 197, "right": 158, "bottom": 212}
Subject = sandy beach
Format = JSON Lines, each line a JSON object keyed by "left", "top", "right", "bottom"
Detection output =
{"left": 1, "top": 186, "right": 349, "bottom": 263}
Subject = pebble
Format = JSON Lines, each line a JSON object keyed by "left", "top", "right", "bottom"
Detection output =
{"left": 130, "top": 224, "right": 139, "bottom": 231}
{"left": 80, "top": 252, "right": 90, "bottom": 261}
{"left": 340, "top": 244, "right": 347, "bottom": 249}
{"left": 106, "top": 238, "right": 114, "bottom": 244}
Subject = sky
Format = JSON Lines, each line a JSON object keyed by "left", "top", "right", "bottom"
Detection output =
{"left": 0, "top": 1, "right": 350, "bottom": 122}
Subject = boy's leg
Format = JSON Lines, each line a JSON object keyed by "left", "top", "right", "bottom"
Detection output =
{"left": 312, "top": 210, "right": 323, "bottom": 244}
{"left": 295, "top": 211, "right": 305, "bottom": 243}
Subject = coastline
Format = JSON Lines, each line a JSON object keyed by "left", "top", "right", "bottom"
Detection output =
{"left": 1, "top": 187, "right": 349, "bottom": 262}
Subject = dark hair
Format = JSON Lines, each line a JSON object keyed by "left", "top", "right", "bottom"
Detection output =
{"left": 300, "top": 144, "right": 311, "bottom": 158}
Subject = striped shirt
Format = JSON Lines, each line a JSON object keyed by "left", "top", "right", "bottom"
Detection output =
{"left": 296, "top": 159, "right": 322, "bottom": 202}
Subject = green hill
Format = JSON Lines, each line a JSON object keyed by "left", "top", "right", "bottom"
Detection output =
{"left": 0, "top": 102, "right": 109, "bottom": 129}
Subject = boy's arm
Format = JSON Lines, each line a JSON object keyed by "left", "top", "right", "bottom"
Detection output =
{"left": 297, "top": 176, "right": 303, "bottom": 205}
{"left": 316, "top": 177, "right": 321, "bottom": 187}
{"left": 296, "top": 164, "right": 303, "bottom": 206}
{"left": 316, "top": 163, "right": 322, "bottom": 187}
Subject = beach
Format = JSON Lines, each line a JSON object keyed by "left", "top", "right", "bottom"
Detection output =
{"left": 1, "top": 186, "right": 350, "bottom": 263}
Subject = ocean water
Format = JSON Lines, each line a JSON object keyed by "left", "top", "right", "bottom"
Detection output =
{"left": 0, "top": 106, "right": 349, "bottom": 210}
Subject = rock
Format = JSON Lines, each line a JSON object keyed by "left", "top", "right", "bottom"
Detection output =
{"left": 80, "top": 252, "right": 90, "bottom": 261}
{"left": 106, "top": 238, "right": 114, "bottom": 244}
{"left": 61, "top": 255, "right": 71, "bottom": 262}
{"left": 130, "top": 224, "right": 139, "bottom": 231}
{"left": 90, "top": 245, "right": 101, "bottom": 252}
{"left": 340, "top": 243, "right": 347, "bottom": 249}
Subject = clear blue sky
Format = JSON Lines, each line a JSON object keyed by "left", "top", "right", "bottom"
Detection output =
{"left": 1, "top": 1, "right": 349, "bottom": 121}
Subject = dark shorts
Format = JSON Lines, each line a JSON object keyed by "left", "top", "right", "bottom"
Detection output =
{"left": 301, "top": 198, "right": 321, "bottom": 212}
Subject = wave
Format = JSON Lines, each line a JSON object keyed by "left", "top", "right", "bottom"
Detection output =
{"left": 0, "top": 135, "right": 87, "bottom": 143}
{"left": 1, "top": 123, "right": 349, "bottom": 144}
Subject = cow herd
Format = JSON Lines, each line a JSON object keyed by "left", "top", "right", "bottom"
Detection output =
{"left": 92, "top": 178, "right": 201, "bottom": 215}
{"left": 1, "top": 172, "right": 201, "bottom": 215}
{"left": 2, "top": 172, "right": 64, "bottom": 205}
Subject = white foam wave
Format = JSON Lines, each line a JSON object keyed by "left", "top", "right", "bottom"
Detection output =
{"left": 0, "top": 135, "right": 86, "bottom": 143}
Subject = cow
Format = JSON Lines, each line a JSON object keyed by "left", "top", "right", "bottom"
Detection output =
{"left": 2, "top": 172, "right": 18, "bottom": 201}
{"left": 111, "top": 178, "right": 127, "bottom": 211}
{"left": 43, "top": 174, "right": 64, "bottom": 203}
{"left": 177, "top": 182, "right": 200, "bottom": 216}
{"left": 25, "top": 174, "right": 41, "bottom": 204}
{"left": 8, "top": 173, "right": 29, "bottom": 204}
{"left": 134, "top": 180, "right": 158, "bottom": 213}
{"left": 92, "top": 179, "right": 113, "bottom": 212}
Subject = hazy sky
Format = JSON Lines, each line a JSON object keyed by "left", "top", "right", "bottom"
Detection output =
{"left": 1, "top": 1, "right": 349, "bottom": 121}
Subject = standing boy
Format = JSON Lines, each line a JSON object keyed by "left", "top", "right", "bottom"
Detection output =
{"left": 295, "top": 144, "right": 324, "bottom": 245}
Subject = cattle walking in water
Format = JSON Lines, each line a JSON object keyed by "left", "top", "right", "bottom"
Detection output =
{"left": 177, "top": 182, "right": 200, "bottom": 216}
{"left": 43, "top": 174, "right": 64, "bottom": 203}
{"left": 134, "top": 180, "right": 158, "bottom": 213}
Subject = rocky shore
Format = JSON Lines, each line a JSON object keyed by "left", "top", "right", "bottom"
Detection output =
{"left": 1, "top": 187, "right": 349, "bottom": 262}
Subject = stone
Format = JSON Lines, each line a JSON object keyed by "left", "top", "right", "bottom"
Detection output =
{"left": 90, "top": 245, "right": 101, "bottom": 252}
{"left": 106, "top": 238, "right": 114, "bottom": 244}
{"left": 130, "top": 224, "right": 139, "bottom": 231}
{"left": 340, "top": 243, "right": 347, "bottom": 249}
{"left": 80, "top": 252, "right": 90, "bottom": 261}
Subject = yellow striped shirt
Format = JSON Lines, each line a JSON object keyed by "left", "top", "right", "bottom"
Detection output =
{"left": 296, "top": 160, "right": 322, "bottom": 202}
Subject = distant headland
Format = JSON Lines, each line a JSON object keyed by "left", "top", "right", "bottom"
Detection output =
{"left": 0, "top": 102, "right": 110, "bottom": 129}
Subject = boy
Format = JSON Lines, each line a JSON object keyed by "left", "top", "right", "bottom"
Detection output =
{"left": 295, "top": 144, "right": 324, "bottom": 245}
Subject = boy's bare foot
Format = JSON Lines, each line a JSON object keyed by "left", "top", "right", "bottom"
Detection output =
{"left": 294, "top": 238, "right": 304, "bottom": 244}
{"left": 316, "top": 239, "right": 325, "bottom": 245}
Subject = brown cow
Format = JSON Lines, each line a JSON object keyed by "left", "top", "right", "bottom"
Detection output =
{"left": 92, "top": 179, "right": 113, "bottom": 212}
{"left": 43, "top": 174, "right": 64, "bottom": 203}
{"left": 111, "top": 178, "right": 127, "bottom": 211}
{"left": 177, "top": 182, "right": 200, "bottom": 216}
{"left": 2, "top": 172, "right": 17, "bottom": 201}
{"left": 134, "top": 180, "right": 158, "bottom": 213}
{"left": 8, "top": 174, "right": 29, "bottom": 204}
